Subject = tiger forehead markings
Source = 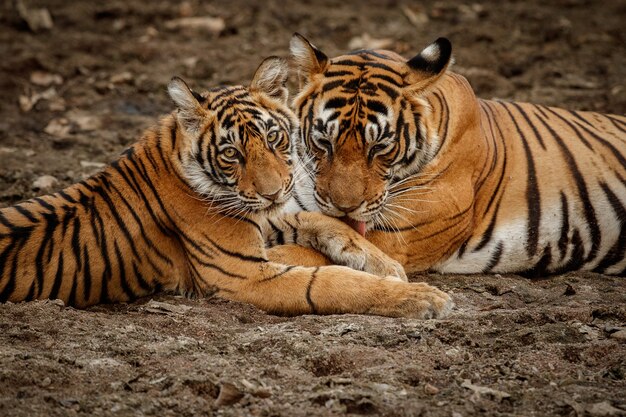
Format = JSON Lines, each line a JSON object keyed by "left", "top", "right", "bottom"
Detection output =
{"left": 0, "top": 56, "right": 452, "bottom": 319}
{"left": 290, "top": 33, "right": 626, "bottom": 276}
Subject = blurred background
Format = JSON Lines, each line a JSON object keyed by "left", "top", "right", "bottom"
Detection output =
{"left": 0, "top": 0, "right": 625, "bottom": 205}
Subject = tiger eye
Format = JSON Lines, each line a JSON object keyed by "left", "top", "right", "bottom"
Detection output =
{"left": 267, "top": 131, "right": 280, "bottom": 144}
{"left": 223, "top": 148, "right": 237, "bottom": 158}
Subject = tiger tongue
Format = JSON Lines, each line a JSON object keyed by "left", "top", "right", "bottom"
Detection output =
{"left": 340, "top": 216, "right": 367, "bottom": 237}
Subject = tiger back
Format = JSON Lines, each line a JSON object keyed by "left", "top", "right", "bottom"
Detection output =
{"left": 289, "top": 34, "right": 626, "bottom": 276}
{"left": 0, "top": 56, "right": 452, "bottom": 318}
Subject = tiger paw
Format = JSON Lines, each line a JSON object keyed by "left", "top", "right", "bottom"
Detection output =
{"left": 332, "top": 242, "right": 408, "bottom": 281}
{"left": 361, "top": 252, "right": 407, "bottom": 282}
{"left": 370, "top": 280, "right": 453, "bottom": 319}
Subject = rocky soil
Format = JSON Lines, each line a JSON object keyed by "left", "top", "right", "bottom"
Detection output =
{"left": 1, "top": 0, "right": 625, "bottom": 416}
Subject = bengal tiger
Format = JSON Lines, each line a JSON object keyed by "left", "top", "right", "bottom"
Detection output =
{"left": 0, "top": 56, "right": 452, "bottom": 318}
{"left": 287, "top": 33, "right": 626, "bottom": 276}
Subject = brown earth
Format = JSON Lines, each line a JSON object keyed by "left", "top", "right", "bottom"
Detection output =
{"left": 1, "top": 0, "right": 625, "bottom": 416}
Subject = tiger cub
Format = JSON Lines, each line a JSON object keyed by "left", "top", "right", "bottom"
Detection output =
{"left": 288, "top": 34, "right": 626, "bottom": 276}
{"left": 0, "top": 57, "right": 452, "bottom": 318}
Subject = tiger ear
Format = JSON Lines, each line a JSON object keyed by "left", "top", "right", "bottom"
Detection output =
{"left": 290, "top": 33, "right": 328, "bottom": 84}
{"left": 250, "top": 56, "right": 289, "bottom": 104}
{"left": 168, "top": 76, "right": 207, "bottom": 133}
{"left": 404, "top": 38, "right": 453, "bottom": 92}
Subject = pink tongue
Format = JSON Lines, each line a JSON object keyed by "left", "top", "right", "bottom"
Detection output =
{"left": 341, "top": 216, "right": 367, "bottom": 237}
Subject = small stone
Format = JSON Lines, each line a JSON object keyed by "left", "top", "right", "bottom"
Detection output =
{"left": 30, "top": 71, "right": 63, "bottom": 87}
{"left": 424, "top": 383, "right": 440, "bottom": 395}
{"left": 144, "top": 300, "right": 192, "bottom": 315}
{"left": 587, "top": 401, "right": 624, "bottom": 416}
{"left": 44, "top": 118, "right": 70, "bottom": 138}
{"left": 348, "top": 33, "right": 394, "bottom": 50}
{"left": 110, "top": 71, "right": 133, "bottom": 84}
{"left": 16, "top": 0, "right": 53, "bottom": 32}
{"left": 80, "top": 161, "right": 106, "bottom": 169}
{"left": 19, "top": 87, "right": 59, "bottom": 112}
{"left": 215, "top": 382, "right": 243, "bottom": 406}
{"left": 67, "top": 111, "right": 101, "bottom": 131}
{"left": 164, "top": 16, "right": 225, "bottom": 35}
{"left": 32, "top": 175, "right": 58, "bottom": 190}
{"left": 40, "top": 377, "right": 52, "bottom": 387}
{"left": 610, "top": 329, "right": 626, "bottom": 341}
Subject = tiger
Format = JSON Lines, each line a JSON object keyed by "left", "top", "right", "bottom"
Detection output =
{"left": 287, "top": 33, "right": 626, "bottom": 276}
{"left": 0, "top": 56, "right": 453, "bottom": 319}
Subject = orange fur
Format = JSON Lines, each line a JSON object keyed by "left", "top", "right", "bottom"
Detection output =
{"left": 0, "top": 57, "right": 451, "bottom": 318}
{"left": 290, "top": 35, "right": 626, "bottom": 275}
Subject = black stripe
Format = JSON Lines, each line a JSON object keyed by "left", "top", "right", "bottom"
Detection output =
{"left": 114, "top": 241, "right": 134, "bottom": 301}
{"left": 306, "top": 267, "right": 319, "bottom": 314}
{"left": 483, "top": 241, "right": 503, "bottom": 272}
{"left": 82, "top": 245, "right": 92, "bottom": 303}
{"left": 68, "top": 271, "right": 78, "bottom": 307}
{"left": 58, "top": 190, "right": 77, "bottom": 204}
{"left": 322, "top": 79, "right": 345, "bottom": 92}
{"left": 0, "top": 240, "right": 19, "bottom": 302}
{"left": 48, "top": 252, "right": 64, "bottom": 300}
{"left": 14, "top": 205, "right": 37, "bottom": 222}
{"left": 510, "top": 102, "right": 547, "bottom": 150}
{"left": 594, "top": 182, "right": 626, "bottom": 272}
{"left": 376, "top": 82, "right": 399, "bottom": 100}
{"left": 324, "top": 97, "right": 348, "bottom": 110}
{"left": 132, "top": 261, "right": 153, "bottom": 293}
{"left": 261, "top": 265, "right": 295, "bottom": 282}
{"left": 541, "top": 106, "right": 593, "bottom": 150}
{"left": 605, "top": 115, "right": 626, "bottom": 134}
{"left": 70, "top": 216, "right": 82, "bottom": 271}
{"left": 268, "top": 220, "right": 284, "bottom": 245}
{"left": 34, "top": 212, "right": 59, "bottom": 297}
{"left": 93, "top": 182, "right": 141, "bottom": 259}
{"left": 34, "top": 197, "right": 55, "bottom": 212}
{"left": 366, "top": 100, "right": 388, "bottom": 116}
{"left": 536, "top": 114, "right": 601, "bottom": 263}
{"left": 521, "top": 244, "right": 552, "bottom": 278}
{"left": 204, "top": 234, "right": 268, "bottom": 263}
{"left": 500, "top": 102, "right": 541, "bottom": 257}
{"left": 108, "top": 181, "right": 172, "bottom": 265}
{"left": 557, "top": 192, "right": 570, "bottom": 262}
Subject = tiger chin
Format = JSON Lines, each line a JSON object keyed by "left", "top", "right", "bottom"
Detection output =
{"left": 0, "top": 56, "right": 452, "bottom": 319}
{"left": 289, "top": 34, "right": 626, "bottom": 276}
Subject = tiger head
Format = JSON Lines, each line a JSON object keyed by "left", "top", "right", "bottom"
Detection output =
{"left": 167, "top": 57, "right": 297, "bottom": 216}
{"left": 290, "top": 34, "right": 453, "bottom": 233}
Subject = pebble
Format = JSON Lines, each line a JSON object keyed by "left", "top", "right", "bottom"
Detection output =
{"left": 40, "top": 377, "right": 52, "bottom": 387}
{"left": 610, "top": 330, "right": 626, "bottom": 341}
{"left": 587, "top": 401, "right": 624, "bottom": 416}
{"left": 30, "top": 71, "right": 63, "bottom": 87}
{"left": 164, "top": 16, "right": 225, "bottom": 35}
{"left": 424, "top": 383, "right": 440, "bottom": 395}
{"left": 110, "top": 72, "right": 133, "bottom": 85}
{"left": 215, "top": 382, "right": 244, "bottom": 406}
{"left": 44, "top": 118, "right": 70, "bottom": 138}
{"left": 32, "top": 175, "right": 58, "bottom": 190}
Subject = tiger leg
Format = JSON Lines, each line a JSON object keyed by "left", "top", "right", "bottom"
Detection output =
{"left": 266, "top": 244, "right": 332, "bottom": 267}
{"left": 265, "top": 212, "right": 407, "bottom": 281}
{"left": 217, "top": 263, "right": 452, "bottom": 318}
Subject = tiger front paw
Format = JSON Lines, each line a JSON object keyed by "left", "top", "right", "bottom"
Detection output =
{"left": 370, "top": 280, "right": 453, "bottom": 319}
{"left": 362, "top": 253, "right": 407, "bottom": 282}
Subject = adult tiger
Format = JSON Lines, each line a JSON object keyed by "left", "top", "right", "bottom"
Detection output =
{"left": 0, "top": 56, "right": 452, "bottom": 318}
{"left": 288, "top": 34, "right": 626, "bottom": 276}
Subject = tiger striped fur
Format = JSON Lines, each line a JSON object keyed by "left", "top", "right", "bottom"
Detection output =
{"left": 289, "top": 34, "right": 626, "bottom": 276}
{"left": 0, "top": 57, "right": 452, "bottom": 318}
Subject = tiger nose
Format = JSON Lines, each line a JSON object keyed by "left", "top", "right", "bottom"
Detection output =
{"left": 334, "top": 202, "right": 362, "bottom": 214}
{"left": 261, "top": 190, "right": 282, "bottom": 201}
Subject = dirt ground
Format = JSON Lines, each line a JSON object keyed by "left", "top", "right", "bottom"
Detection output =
{"left": 1, "top": 0, "right": 625, "bottom": 415}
